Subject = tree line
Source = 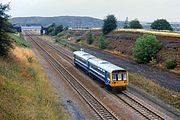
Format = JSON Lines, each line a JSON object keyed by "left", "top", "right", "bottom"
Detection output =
{"left": 102, "top": 15, "right": 173, "bottom": 35}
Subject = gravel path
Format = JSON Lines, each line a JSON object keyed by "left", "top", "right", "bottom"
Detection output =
{"left": 59, "top": 39, "right": 180, "bottom": 92}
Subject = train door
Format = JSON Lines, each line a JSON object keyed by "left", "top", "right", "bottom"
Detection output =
{"left": 105, "top": 71, "right": 109, "bottom": 85}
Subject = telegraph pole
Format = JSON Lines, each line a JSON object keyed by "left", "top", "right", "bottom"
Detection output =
{"left": 124, "top": 17, "right": 129, "bottom": 29}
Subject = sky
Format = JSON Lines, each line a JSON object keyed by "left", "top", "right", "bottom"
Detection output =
{"left": 1, "top": 0, "right": 180, "bottom": 22}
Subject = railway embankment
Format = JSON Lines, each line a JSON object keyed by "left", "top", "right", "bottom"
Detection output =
{"left": 61, "top": 29, "right": 180, "bottom": 74}
{"left": 0, "top": 33, "right": 69, "bottom": 120}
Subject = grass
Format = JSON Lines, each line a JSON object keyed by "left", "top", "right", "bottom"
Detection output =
{"left": 116, "top": 29, "right": 180, "bottom": 38}
{"left": 0, "top": 46, "right": 69, "bottom": 120}
{"left": 57, "top": 40, "right": 77, "bottom": 52}
{"left": 129, "top": 73, "right": 180, "bottom": 110}
{"left": 10, "top": 33, "right": 30, "bottom": 48}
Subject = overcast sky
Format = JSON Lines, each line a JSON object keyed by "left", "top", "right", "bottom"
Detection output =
{"left": 1, "top": 0, "right": 180, "bottom": 22}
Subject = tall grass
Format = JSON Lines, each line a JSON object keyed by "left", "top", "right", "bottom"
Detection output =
{"left": 0, "top": 46, "right": 69, "bottom": 120}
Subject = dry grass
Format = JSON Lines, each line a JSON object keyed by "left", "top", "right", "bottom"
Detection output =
{"left": 39, "top": 36, "right": 55, "bottom": 43}
{"left": 116, "top": 29, "right": 180, "bottom": 38}
{"left": 0, "top": 46, "right": 69, "bottom": 120}
{"left": 129, "top": 73, "right": 180, "bottom": 110}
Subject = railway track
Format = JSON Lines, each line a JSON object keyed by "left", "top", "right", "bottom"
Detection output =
{"left": 36, "top": 37, "right": 73, "bottom": 63}
{"left": 117, "top": 92, "right": 164, "bottom": 120}
{"left": 27, "top": 34, "right": 166, "bottom": 120}
{"left": 27, "top": 34, "right": 119, "bottom": 120}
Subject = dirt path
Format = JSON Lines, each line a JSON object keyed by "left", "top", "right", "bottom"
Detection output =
{"left": 58, "top": 39, "right": 180, "bottom": 92}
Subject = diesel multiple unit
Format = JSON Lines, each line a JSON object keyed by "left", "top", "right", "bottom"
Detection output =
{"left": 73, "top": 51, "right": 128, "bottom": 90}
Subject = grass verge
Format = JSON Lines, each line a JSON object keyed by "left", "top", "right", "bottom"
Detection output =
{"left": 0, "top": 46, "right": 69, "bottom": 119}
{"left": 10, "top": 33, "right": 30, "bottom": 48}
{"left": 129, "top": 73, "right": 180, "bottom": 110}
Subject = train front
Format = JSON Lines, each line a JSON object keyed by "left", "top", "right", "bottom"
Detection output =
{"left": 109, "top": 70, "right": 128, "bottom": 89}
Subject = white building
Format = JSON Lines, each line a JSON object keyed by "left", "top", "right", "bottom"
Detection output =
{"left": 21, "top": 26, "right": 42, "bottom": 35}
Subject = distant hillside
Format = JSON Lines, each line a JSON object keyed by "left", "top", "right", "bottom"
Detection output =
{"left": 11, "top": 16, "right": 124, "bottom": 28}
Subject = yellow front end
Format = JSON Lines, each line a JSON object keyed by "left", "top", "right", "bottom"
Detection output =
{"left": 109, "top": 72, "right": 128, "bottom": 88}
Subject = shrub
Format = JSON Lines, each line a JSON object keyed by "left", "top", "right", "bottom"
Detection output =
{"left": 86, "top": 31, "right": 94, "bottom": 44}
{"left": 26, "top": 56, "right": 33, "bottom": 63}
{"left": 133, "top": 34, "right": 161, "bottom": 63}
{"left": 75, "top": 38, "right": 81, "bottom": 43}
{"left": 57, "top": 32, "right": 64, "bottom": 38}
{"left": 98, "top": 35, "right": 107, "bottom": 49}
{"left": 164, "top": 59, "right": 177, "bottom": 69}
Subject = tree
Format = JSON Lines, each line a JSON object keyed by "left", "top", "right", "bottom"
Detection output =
{"left": 133, "top": 34, "right": 161, "bottom": 63}
{"left": 0, "top": 3, "right": 13, "bottom": 56}
{"left": 98, "top": 34, "right": 107, "bottom": 49}
{"left": 54, "top": 25, "right": 63, "bottom": 35}
{"left": 102, "top": 15, "right": 117, "bottom": 35}
{"left": 47, "top": 23, "right": 56, "bottom": 35}
{"left": 129, "top": 19, "right": 143, "bottom": 29}
{"left": 151, "top": 19, "right": 173, "bottom": 31}
{"left": 86, "top": 31, "right": 94, "bottom": 44}
{"left": 64, "top": 26, "right": 69, "bottom": 31}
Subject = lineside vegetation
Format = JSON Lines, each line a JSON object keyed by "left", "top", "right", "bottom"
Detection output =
{"left": 0, "top": 34, "right": 69, "bottom": 119}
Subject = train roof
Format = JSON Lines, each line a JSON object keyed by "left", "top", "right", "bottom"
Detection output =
{"left": 73, "top": 51, "right": 95, "bottom": 60}
{"left": 73, "top": 51, "right": 126, "bottom": 73}
{"left": 88, "top": 58, "right": 126, "bottom": 73}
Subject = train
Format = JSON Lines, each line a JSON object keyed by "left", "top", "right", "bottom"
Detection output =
{"left": 73, "top": 50, "right": 128, "bottom": 90}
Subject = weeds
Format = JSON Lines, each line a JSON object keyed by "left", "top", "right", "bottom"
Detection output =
{"left": 28, "top": 67, "right": 37, "bottom": 79}
{"left": 164, "top": 59, "right": 177, "bottom": 69}
{"left": 26, "top": 56, "right": 33, "bottom": 63}
{"left": 75, "top": 38, "right": 81, "bottom": 43}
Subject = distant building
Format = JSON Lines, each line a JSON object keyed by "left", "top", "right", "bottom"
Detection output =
{"left": 21, "top": 26, "right": 42, "bottom": 35}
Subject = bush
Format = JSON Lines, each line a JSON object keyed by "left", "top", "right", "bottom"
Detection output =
{"left": 26, "top": 56, "right": 33, "bottom": 63}
{"left": 98, "top": 35, "right": 107, "bottom": 49}
{"left": 57, "top": 32, "right": 64, "bottom": 38}
{"left": 86, "top": 31, "right": 94, "bottom": 44}
{"left": 75, "top": 38, "right": 81, "bottom": 43}
{"left": 164, "top": 59, "right": 177, "bottom": 69}
{"left": 133, "top": 34, "right": 161, "bottom": 63}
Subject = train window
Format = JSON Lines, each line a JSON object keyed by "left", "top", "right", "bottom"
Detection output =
{"left": 118, "top": 74, "right": 122, "bottom": 80}
{"left": 112, "top": 74, "right": 116, "bottom": 81}
{"left": 123, "top": 74, "right": 127, "bottom": 80}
